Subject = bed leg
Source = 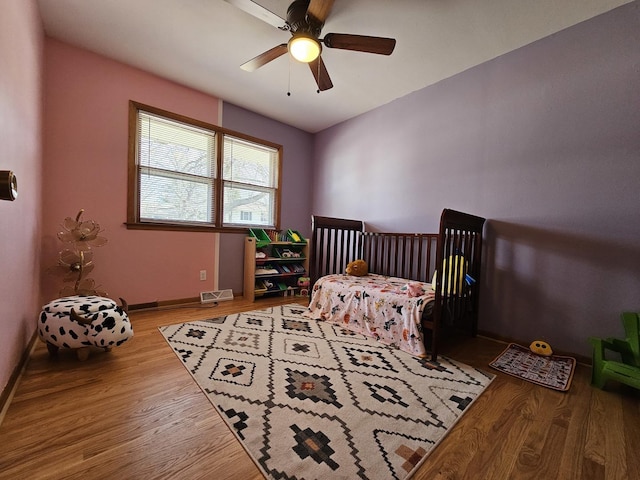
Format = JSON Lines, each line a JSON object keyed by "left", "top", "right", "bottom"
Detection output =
{"left": 430, "top": 330, "right": 438, "bottom": 361}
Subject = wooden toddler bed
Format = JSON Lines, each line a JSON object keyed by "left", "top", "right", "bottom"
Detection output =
{"left": 305, "top": 209, "right": 486, "bottom": 360}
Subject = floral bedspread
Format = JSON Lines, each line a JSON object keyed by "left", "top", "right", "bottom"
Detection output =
{"left": 304, "top": 273, "right": 435, "bottom": 357}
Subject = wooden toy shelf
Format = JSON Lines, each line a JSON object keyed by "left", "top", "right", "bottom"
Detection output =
{"left": 243, "top": 237, "right": 309, "bottom": 301}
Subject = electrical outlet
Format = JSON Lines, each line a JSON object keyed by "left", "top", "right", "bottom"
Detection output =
{"left": 199, "top": 270, "right": 207, "bottom": 281}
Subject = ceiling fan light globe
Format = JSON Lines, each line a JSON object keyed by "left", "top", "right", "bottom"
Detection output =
{"left": 289, "top": 36, "right": 321, "bottom": 63}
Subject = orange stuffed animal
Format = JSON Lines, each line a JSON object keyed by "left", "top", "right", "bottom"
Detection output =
{"left": 345, "top": 259, "right": 368, "bottom": 276}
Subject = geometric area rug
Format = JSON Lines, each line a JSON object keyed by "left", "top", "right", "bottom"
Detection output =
{"left": 489, "top": 343, "right": 576, "bottom": 392}
{"left": 159, "top": 304, "right": 494, "bottom": 480}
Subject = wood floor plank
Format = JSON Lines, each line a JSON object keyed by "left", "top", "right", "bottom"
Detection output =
{"left": 468, "top": 381, "right": 537, "bottom": 478}
{"left": 512, "top": 388, "right": 569, "bottom": 479}
{"left": 600, "top": 388, "right": 627, "bottom": 480}
{"left": 414, "top": 377, "right": 514, "bottom": 479}
{"left": 622, "top": 392, "right": 640, "bottom": 478}
{"left": 1, "top": 296, "right": 638, "bottom": 480}
{"left": 557, "top": 365, "right": 592, "bottom": 478}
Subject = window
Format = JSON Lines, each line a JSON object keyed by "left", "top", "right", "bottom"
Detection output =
{"left": 127, "top": 101, "right": 281, "bottom": 231}
{"left": 223, "top": 135, "right": 279, "bottom": 227}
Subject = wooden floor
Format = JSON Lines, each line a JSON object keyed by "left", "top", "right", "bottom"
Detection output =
{"left": 0, "top": 296, "right": 638, "bottom": 480}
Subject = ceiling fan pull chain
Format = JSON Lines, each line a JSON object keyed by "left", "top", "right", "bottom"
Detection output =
{"left": 287, "top": 54, "right": 292, "bottom": 96}
{"left": 317, "top": 56, "right": 320, "bottom": 94}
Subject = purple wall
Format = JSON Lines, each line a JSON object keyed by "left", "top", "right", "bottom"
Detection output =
{"left": 313, "top": 2, "right": 640, "bottom": 357}
{"left": 220, "top": 103, "right": 314, "bottom": 294}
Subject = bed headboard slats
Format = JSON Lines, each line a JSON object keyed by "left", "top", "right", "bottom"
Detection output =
{"left": 310, "top": 215, "right": 364, "bottom": 286}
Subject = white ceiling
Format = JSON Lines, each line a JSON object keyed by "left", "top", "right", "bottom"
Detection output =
{"left": 37, "top": 0, "right": 631, "bottom": 133}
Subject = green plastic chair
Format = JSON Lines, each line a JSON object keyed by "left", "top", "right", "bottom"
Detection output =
{"left": 590, "top": 312, "right": 640, "bottom": 390}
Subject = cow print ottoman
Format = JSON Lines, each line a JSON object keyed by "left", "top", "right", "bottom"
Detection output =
{"left": 39, "top": 295, "right": 133, "bottom": 361}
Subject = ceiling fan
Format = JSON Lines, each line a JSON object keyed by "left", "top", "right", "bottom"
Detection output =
{"left": 226, "top": 0, "right": 396, "bottom": 92}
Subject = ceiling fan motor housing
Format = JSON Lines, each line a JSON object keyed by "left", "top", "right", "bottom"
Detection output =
{"left": 287, "top": 0, "right": 322, "bottom": 37}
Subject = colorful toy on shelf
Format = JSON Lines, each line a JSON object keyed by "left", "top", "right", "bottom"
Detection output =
{"left": 248, "top": 228, "right": 272, "bottom": 248}
{"left": 297, "top": 276, "right": 311, "bottom": 296}
{"left": 279, "top": 248, "right": 301, "bottom": 258}
{"left": 287, "top": 229, "right": 306, "bottom": 244}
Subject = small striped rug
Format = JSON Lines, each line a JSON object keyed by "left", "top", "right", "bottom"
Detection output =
{"left": 489, "top": 343, "right": 576, "bottom": 392}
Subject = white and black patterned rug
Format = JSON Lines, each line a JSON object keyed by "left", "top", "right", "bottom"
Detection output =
{"left": 160, "top": 304, "right": 494, "bottom": 480}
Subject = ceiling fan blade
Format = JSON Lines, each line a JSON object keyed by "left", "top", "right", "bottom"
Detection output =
{"left": 240, "top": 44, "right": 288, "bottom": 71}
{"left": 306, "top": 0, "right": 335, "bottom": 25}
{"left": 323, "top": 33, "right": 396, "bottom": 55}
{"left": 308, "top": 56, "right": 333, "bottom": 91}
{"left": 225, "top": 0, "right": 285, "bottom": 29}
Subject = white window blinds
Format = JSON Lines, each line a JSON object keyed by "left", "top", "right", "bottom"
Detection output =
{"left": 136, "top": 112, "right": 216, "bottom": 224}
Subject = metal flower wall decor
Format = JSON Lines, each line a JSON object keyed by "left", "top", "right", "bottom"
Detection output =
{"left": 50, "top": 209, "right": 108, "bottom": 297}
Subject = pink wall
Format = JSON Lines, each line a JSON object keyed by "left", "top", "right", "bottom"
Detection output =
{"left": 0, "top": 0, "right": 43, "bottom": 393}
{"left": 42, "top": 39, "right": 221, "bottom": 305}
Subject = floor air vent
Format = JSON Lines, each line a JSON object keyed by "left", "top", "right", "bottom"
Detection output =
{"left": 200, "top": 289, "right": 234, "bottom": 304}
